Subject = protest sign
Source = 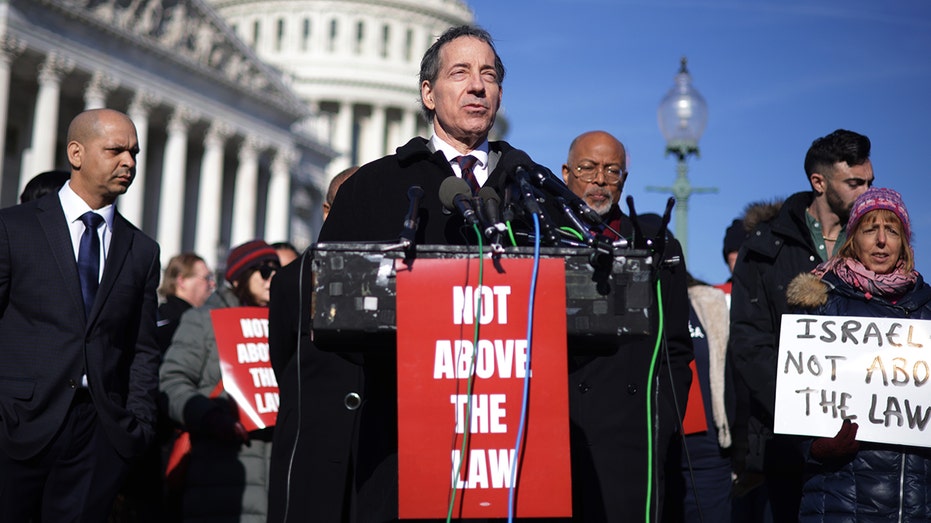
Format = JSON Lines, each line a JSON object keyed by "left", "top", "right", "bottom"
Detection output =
{"left": 212, "top": 307, "right": 278, "bottom": 432}
{"left": 775, "top": 313, "right": 931, "bottom": 447}
{"left": 396, "top": 257, "right": 571, "bottom": 519}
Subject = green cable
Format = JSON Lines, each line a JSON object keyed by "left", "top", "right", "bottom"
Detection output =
{"left": 447, "top": 224, "right": 484, "bottom": 522}
{"left": 644, "top": 278, "right": 664, "bottom": 522}
{"left": 558, "top": 226, "right": 585, "bottom": 241}
{"left": 505, "top": 221, "right": 517, "bottom": 247}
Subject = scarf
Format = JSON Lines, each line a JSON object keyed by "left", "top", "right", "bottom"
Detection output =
{"left": 813, "top": 257, "right": 918, "bottom": 301}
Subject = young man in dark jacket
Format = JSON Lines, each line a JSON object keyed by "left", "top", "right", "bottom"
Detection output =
{"left": 728, "top": 129, "right": 874, "bottom": 521}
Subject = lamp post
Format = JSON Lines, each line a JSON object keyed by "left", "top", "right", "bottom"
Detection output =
{"left": 646, "top": 57, "right": 716, "bottom": 260}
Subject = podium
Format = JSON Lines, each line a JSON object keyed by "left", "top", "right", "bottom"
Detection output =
{"left": 310, "top": 242, "right": 656, "bottom": 351}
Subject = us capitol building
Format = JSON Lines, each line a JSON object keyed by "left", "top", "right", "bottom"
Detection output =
{"left": 1, "top": 0, "right": 473, "bottom": 270}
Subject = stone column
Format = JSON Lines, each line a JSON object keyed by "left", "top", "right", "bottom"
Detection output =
{"left": 401, "top": 107, "right": 418, "bottom": 141}
{"left": 230, "top": 136, "right": 261, "bottom": 246}
{"left": 83, "top": 70, "right": 119, "bottom": 110}
{"left": 194, "top": 122, "right": 232, "bottom": 269}
{"left": 264, "top": 148, "right": 294, "bottom": 243}
{"left": 330, "top": 99, "right": 354, "bottom": 174}
{"left": 123, "top": 91, "right": 159, "bottom": 227}
{"left": 157, "top": 107, "right": 196, "bottom": 264}
{"left": 0, "top": 36, "right": 25, "bottom": 195}
{"left": 21, "top": 52, "right": 74, "bottom": 193}
{"left": 365, "top": 103, "right": 386, "bottom": 163}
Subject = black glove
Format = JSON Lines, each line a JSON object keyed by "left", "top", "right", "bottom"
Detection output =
{"left": 810, "top": 419, "right": 859, "bottom": 461}
{"left": 201, "top": 403, "right": 249, "bottom": 444}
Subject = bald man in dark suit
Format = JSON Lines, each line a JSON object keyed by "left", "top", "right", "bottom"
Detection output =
{"left": 0, "top": 108, "right": 161, "bottom": 521}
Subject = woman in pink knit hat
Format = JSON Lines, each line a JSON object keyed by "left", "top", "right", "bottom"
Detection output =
{"left": 786, "top": 187, "right": 931, "bottom": 522}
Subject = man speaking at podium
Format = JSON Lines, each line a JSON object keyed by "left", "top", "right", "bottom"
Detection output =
{"left": 268, "top": 25, "right": 524, "bottom": 522}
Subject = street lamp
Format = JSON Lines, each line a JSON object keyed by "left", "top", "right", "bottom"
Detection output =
{"left": 646, "top": 57, "right": 716, "bottom": 260}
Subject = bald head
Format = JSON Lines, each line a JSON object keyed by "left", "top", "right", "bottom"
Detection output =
{"left": 67, "top": 109, "right": 133, "bottom": 145}
{"left": 323, "top": 165, "right": 359, "bottom": 221}
{"left": 66, "top": 109, "right": 139, "bottom": 209}
{"left": 562, "top": 131, "right": 628, "bottom": 216}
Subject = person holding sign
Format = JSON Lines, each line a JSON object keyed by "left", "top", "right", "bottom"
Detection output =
{"left": 729, "top": 129, "right": 874, "bottom": 521}
{"left": 785, "top": 187, "right": 931, "bottom": 522}
{"left": 160, "top": 240, "right": 281, "bottom": 522}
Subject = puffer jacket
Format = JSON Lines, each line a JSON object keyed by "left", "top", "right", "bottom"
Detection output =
{"left": 787, "top": 270, "right": 931, "bottom": 523}
{"left": 160, "top": 286, "right": 273, "bottom": 523}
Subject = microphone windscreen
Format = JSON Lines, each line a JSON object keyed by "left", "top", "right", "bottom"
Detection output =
{"left": 498, "top": 148, "right": 534, "bottom": 174}
{"left": 477, "top": 186, "right": 501, "bottom": 205}
{"left": 439, "top": 176, "right": 471, "bottom": 211}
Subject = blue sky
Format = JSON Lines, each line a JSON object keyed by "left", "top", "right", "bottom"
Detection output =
{"left": 468, "top": 0, "right": 931, "bottom": 284}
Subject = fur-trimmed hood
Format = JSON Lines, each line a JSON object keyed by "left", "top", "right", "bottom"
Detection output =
{"left": 786, "top": 272, "right": 830, "bottom": 309}
{"left": 741, "top": 198, "right": 783, "bottom": 233}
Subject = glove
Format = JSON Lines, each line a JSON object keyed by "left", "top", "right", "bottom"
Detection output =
{"left": 810, "top": 419, "right": 859, "bottom": 461}
{"left": 201, "top": 403, "right": 249, "bottom": 444}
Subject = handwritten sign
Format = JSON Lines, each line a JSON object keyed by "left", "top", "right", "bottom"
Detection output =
{"left": 212, "top": 307, "right": 278, "bottom": 432}
{"left": 396, "top": 257, "right": 572, "bottom": 519}
{"left": 775, "top": 314, "right": 931, "bottom": 447}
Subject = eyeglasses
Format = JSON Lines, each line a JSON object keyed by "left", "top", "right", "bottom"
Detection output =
{"left": 189, "top": 273, "right": 215, "bottom": 284}
{"left": 572, "top": 164, "right": 626, "bottom": 184}
{"left": 256, "top": 264, "right": 279, "bottom": 280}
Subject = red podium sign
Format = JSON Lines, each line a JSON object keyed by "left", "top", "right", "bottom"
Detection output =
{"left": 212, "top": 307, "right": 278, "bottom": 431}
{"left": 396, "top": 257, "right": 572, "bottom": 519}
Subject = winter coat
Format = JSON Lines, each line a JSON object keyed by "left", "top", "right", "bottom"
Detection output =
{"left": 160, "top": 286, "right": 273, "bottom": 523}
{"left": 787, "top": 270, "right": 931, "bottom": 522}
{"left": 730, "top": 191, "right": 822, "bottom": 427}
{"left": 689, "top": 284, "right": 732, "bottom": 449}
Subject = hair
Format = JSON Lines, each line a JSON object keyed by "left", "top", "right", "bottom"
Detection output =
{"left": 418, "top": 25, "right": 505, "bottom": 124}
{"left": 836, "top": 209, "right": 914, "bottom": 273}
{"left": 158, "top": 253, "right": 207, "bottom": 298}
{"left": 804, "top": 129, "right": 871, "bottom": 179}
{"left": 20, "top": 170, "right": 71, "bottom": 203}
{"left": 229, "top": 260, "right": 278, "bottom": 307}
{"left": 270, "top": 241, "right": 299, "bottom": 256}
{"left": 326, "top": 166, "right": 359, "bottom": 206}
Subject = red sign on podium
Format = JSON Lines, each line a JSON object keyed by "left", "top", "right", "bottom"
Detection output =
{"left": 212, "top": 307, "right": 279, "bottom": 432}
{"left": 396, "top": 257, "right": 572, "bottom": 519}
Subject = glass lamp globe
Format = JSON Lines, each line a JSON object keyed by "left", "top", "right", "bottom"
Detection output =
{"left": 657, "top": 57, "right": 707, "bottom": 151}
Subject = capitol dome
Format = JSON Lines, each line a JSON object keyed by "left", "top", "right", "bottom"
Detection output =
{"left": 207, "top": 0, "right": 475, "bottom": 178}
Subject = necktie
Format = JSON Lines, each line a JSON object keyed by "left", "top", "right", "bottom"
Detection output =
{"left": 455, "top": 155, "right": 480, "bottom": 195}
{"left": 78, "top": 212, "right": 104, "bottom": 318}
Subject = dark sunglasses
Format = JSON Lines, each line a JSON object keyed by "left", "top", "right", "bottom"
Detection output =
{"left": 256, "top": 264, "right": 279, "bottom": 280}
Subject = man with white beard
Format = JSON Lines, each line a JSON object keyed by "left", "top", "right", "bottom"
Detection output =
{"left": 559, "top": 130, "right": 694, "bottom": 522}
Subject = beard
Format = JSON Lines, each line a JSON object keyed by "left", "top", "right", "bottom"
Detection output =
{"left": 825, "top": 183, "right": 852, "bottom": 223}
{"left": 584, "top": 186, "right": 616, "bottom": 216}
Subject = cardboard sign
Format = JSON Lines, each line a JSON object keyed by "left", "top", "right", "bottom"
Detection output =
{"left": 212, "top": 307, "right": 279, "bottom": 432}
{"left": 396, "top": 257, "right": 572, "bottom": 519}
{"left": 775, "top": 314, "right": 931, "bottom": 447}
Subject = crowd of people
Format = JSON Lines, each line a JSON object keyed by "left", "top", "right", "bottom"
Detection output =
{"left": 0, "top": 23, "right": 927, "bottom": 523}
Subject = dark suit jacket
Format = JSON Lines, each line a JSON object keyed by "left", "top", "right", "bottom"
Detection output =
{"left": 0, "top": 192, "right": 161, "bottom": 461}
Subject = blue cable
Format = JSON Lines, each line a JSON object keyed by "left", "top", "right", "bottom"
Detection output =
{"left": 507, "top": 212, "right": 541, "bottom": 521}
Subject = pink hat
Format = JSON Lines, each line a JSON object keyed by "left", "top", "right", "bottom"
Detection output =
{"left": 847, "top": 187, "right": 911, "bottom": 241}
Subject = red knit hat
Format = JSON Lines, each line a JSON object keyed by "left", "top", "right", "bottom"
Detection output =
{"left": 846, "top": 187, "right": 911, "bottom": 241}
{"left": 225, "top": 240, "right": 279, "bottom": 284}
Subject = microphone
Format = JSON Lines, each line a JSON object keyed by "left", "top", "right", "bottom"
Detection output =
{"left": 498, "top": 148, "right": 603, "bottom": 226}
{"left": 439, "top": 177, "right": 479, "bottom": 226}
{"left": 478, "top": 186, "right": 506, "bottom": 238}
{"left": 526, "top": 164, "right": 604, "bottom": 226}
{"left": 399, "top": 185, "right": 424, "bottom": 247}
